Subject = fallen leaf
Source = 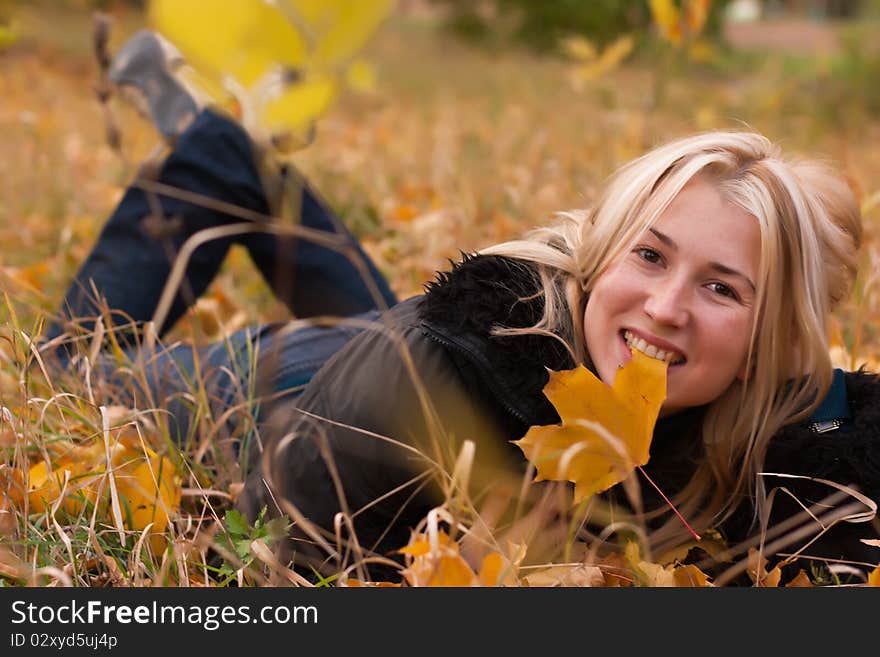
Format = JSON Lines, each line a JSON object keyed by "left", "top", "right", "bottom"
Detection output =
{"left": 513, "top": 349, "right": 667, "bottom": 503}
{"left": 23, "top": 413, "right": 180, "bottom": 545}
{"left": 522, "top": 563, "right": 605, "bottom": 587}
{"left": 746, "top": 548, "right": 782, "bottom": 587}
{"left": 785, "top": 570, "right": 815, "bottom": 587}
{"left": 626, "top": 542, "right": 713, "bottom": 587}
{"left": 867, "top": 565, "right": 880, "bottom": 587}
{"left": 397, "top": 531, "right": 510, "bottom": 587}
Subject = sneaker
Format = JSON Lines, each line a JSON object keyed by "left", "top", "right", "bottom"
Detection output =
{"left": 108, "top": 29, "right": 200, "bottom": 141}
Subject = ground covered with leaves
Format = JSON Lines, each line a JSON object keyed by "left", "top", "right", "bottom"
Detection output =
{"left": 1, "top": 1, "right": 879, "bottom": 587}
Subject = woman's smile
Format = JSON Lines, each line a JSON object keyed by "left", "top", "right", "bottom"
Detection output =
{"left": 584, "top": 176, "right": 760, "bottom": 414}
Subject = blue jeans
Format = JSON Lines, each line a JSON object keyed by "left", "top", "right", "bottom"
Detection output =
{"left": 46, "top": 109, "right": 397, "bottom": 455}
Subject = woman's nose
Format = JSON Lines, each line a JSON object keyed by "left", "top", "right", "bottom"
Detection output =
{"left": 644, "top": 277, "right": 689, "bottom": 327}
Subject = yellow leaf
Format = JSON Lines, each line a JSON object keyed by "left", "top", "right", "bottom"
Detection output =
{"left": 478, "top": 551, "right": 519, "bottom": 587}
{"left": 398, "top": 531, "right": 483, "bottom": 587}
{"left": 671, "top": 563, "right": 713, "bottom": 587}
{"left": 149, "top": 0, "right": 309, "bottom": 87}
{"left": 684, "top": 0, "right": 711, "bottom": 35}
{"left": 148, "top": 0, "right": 393, "bottom": 141}
{"left": 24, "top": 417, "right": 181, "bottom": 543}
{"left": 260, "top": 74, "right": 338, "bottom": 136}
{"left": 560, "top": 35, "right": 597, "bottom": 62}
{"left": 626, "top": 541, "right": 713, "bottom": 586}
{"left": 290, "top": 0, "right": 394, "bottom": 69}
{"left": 572, "top": 35, "right": 634, "bottom": 82}
{"left": 867, "top": 565, "right": 880, "bottom": 587}
{"left": 687, "top": 38, "right": 717, "bottom": 64}
{"left": 0, "top": 464, "right": 25, "bottom": 508}
{"left": 648, "top": 0, "right": 682, "bottom": 46}
{"left": 513, "top": 349, "right": 667, "bottom": 504}
{"left": 0, "top": 21, "right": 18, "bottom": 51}
{"left": 114, "top": 454, "right": 181, "bottom": 535}
{"left": 344, "top": 58, "right": 378, "bottom": 94}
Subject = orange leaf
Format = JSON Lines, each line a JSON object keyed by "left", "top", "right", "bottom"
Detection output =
{"left": 513, "top": 349, "right": 667, "bottom": 503}
{"left": 398, "top": 531, "right": 484, "bottom": 587}
{"left": 478, "top": 552, "right": 517, "bottom": 587}
{"left": 684, "top": 0, "right": 711, "bottom": 35}
{"left": 746, "top": 548, "right": 782, "bottom": 587}
{"left": 648, "top": 0, "right": 683, "bottom": 46}
{"left": 785, "top": 570, "right": 815, "bottom": 587}
{"left": 867, "top": 565, "right": 880, "bottom": 587}
{"left": 24, "top": 414, "right": 180, "bottom": 543}
{"left": 671, "top": 563, "right": 713, "bottom": 587}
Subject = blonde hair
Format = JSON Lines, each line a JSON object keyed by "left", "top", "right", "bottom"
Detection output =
{"left": 481, "top": 131, "right": 862, "bottom": 551}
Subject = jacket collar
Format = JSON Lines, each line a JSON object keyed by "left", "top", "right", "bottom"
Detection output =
{"left": 419, "top": 253, "right": 575, "bottom": 427}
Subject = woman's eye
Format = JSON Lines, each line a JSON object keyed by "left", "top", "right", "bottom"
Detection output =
{"left": 635, "top": 247, "right": 662, "bottom": 264}
{"left": 708, "top": 282, "right": 738, "bottom": 300}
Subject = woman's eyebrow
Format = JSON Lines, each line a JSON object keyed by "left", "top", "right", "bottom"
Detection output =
{"left": 648, "top": 227, "right": 756, "bottom": 292}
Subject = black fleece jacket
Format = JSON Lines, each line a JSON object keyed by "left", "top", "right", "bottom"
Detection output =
{"left": 238, "top": 254, "right": 880, "bottom": 581}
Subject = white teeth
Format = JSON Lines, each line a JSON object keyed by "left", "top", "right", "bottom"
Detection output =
{"left": 623, "top": 331, "right": 684, "bottom": 365}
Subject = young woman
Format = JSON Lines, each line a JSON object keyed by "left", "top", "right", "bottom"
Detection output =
{"left": 45, "top": 32, "right": 880, "bottom": 584}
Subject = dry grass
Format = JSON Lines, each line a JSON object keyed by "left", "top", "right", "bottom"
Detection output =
{"left": 1, "top": 2, "right": 879, "bottom": 587}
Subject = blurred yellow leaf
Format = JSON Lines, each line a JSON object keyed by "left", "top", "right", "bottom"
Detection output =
{"left": 0, "top": 20, "right": 18, "bottom": 51}
{"left": 149, "top": 0, "right": 309, "bottom": 87}
{"left": 684, "top": 0, "right": 711, "bottom": 34}
{"left": 344, "top": 58, "right": 378, "bottom": 94}
{"left": 3, "top": 260, "right": 51, "bottom": 293}
{"left": 571, "top": 35, "right": 635, "bottom": 83}
{"left": 261, "top": 74, "right": 338, "bottom": 135}
{"left": 560, "top": 35, "right": 597, "bottom": 62}
{"left": 23, "top": 412, "right": 180, "bottom": 542}
{"left": 513, "top": 349, "right": 667, "bottom": 504}
{"left": 650, "top": 0, "right": 713, "bottom": 48}
{"left": 148, "top": 0, "right": 393, "bottom": 148}
{"left": 687, "top": 38, "right": 718, "bottom": 64}
{"left": 398, "top": 530, "right": 509, "bottom": 587}
{"left": 649, "top": 0, "right": 682, "bottom": 46}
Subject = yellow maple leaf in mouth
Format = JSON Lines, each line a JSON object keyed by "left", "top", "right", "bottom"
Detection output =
{"left": 513, "top": 349, "right": 668, "bottom": 504}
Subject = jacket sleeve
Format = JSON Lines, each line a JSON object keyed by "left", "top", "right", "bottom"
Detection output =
{"left": 733, "top": 371, "right": 880, "bottom": 575}
{"left": 235, "top": 309, "right": 525, "bottom": 578}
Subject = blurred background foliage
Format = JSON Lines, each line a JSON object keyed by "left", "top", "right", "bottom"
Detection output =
{"left": 425, "top": 0, "right": 730, "bottom": 51}
{"left": 1, "top": 0, "right": 879, "bottom": 354}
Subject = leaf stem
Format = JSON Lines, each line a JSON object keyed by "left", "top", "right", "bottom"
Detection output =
{"left": 637, "top": 466, "right": 701, "bottom": 541}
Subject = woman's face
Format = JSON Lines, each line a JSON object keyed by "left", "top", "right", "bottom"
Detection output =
{"left": 583, "top": 177, "right": 761, "bottom": 415}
